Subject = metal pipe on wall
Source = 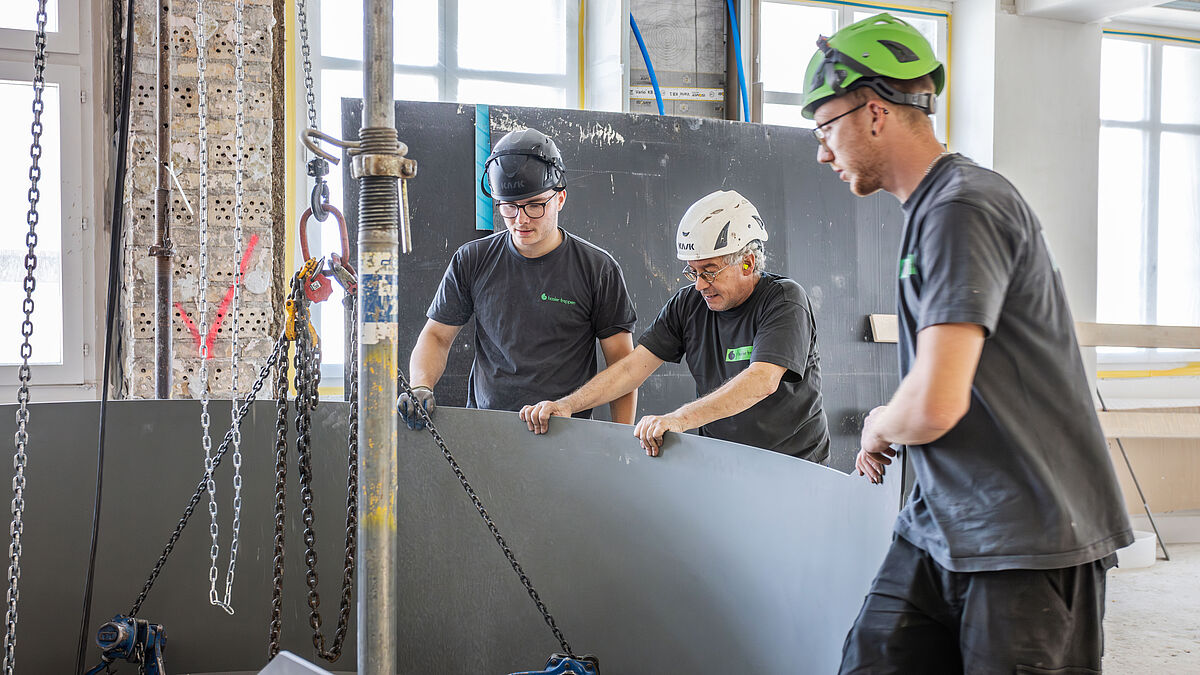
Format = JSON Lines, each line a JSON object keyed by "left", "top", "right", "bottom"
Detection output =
{"left": 150, "top": 0, "right": 174, "bottom": 397}
{"left": 355, "top": 0, "right": 416, "bottom": 671}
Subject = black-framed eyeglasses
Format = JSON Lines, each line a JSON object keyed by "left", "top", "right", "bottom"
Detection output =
{"left": 497, "top": 191, "right": 560, "bottom": 219}
{"left": 681, "top": 261, "right": 734, "bottom": 284}
{"left": 812, "top": 102, "right": 868, "bottom": 145}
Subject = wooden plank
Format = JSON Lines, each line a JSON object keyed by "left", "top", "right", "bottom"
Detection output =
{"left": 869, "top": 313, "right": 899, "bottom": 343}
{"left": 1075, "top": 322, "right": 1200, "bottom": 349}
{"left": 1098, "top": 411, "right": 1200, "bottom": 439}
{"left": 866, "top": 317, "right": 1200, "bottom": 350}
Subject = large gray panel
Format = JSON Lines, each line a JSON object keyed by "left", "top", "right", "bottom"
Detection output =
{"left": 0, "top": 401, "right": 898, "bottom": 673}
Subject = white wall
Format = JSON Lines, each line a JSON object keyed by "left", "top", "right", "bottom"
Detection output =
{"left": 948, "top": 0, "right": 997, "bottom": 168}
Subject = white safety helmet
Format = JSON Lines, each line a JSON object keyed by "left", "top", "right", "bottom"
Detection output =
{"left": 675, "top": 190, "right": 769, "bottom": 261}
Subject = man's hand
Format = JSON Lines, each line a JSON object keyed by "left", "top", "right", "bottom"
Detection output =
{"left": 633, "top": 414, "right": 686, "bottom": 457}
{"left": 519, "top": 400, "right": 573, "bottom": 434}
{"left": 398, "top": 386, "right": 437, "bottom": 430}
{"left": 856, "top": 405, "right": 895, "bottom": 483}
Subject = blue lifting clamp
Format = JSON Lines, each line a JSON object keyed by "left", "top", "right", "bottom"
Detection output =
{"left": 83, "top": 615, "right": 167, "bottom": 675}
{"left": 510, "top": 653, "right": 600, "bottom": 675}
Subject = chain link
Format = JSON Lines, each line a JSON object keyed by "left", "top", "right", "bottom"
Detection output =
{"left": 296, "top": 0, "right": 317, "bottom": 131}
{"left": 268, "top": 280, "right": 356, "bottom": 662}
{"left": 397, "top": 374, "right": 575, "bottom": 657}
{"left": 4, "top": 3, "right": 49, "bottom": 672}
{"left": 213, "top": 0, "right": 250, "bottom": 616}
{"left": 130, "top": 333, "right": 287, "bottom": 617}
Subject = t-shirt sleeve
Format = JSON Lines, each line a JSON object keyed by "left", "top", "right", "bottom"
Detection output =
{"left": 426, "top": 248, "right": 474, "bottom": 327}
{"left": 637, "top": 293, "right": 686, "bottom": 364}
{"left": 916, "top": 201, "right": 1020, "bottom": 336}
{"left": 591, "top": 265, "right": 637, "bottom": 339}
{"left": 750, "top": 289, "right": 812, "bottom": 376}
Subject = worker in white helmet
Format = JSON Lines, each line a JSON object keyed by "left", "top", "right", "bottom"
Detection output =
{"left": 520, "top": 190, "right": 830, "bottom": 464}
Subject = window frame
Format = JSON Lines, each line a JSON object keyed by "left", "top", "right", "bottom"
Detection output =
{"left": 756, "top": 0, "right": 951, "bottom": 142}
{"left": 0, "top": 58, "right": 89, "bottom": 386}
{"left": 1096, "top": 30, "right": 1200, "bottom": 366}
{"left": 0, "top": 0, "right": 80, "bottom": 55}
{"left": 297, "top": 0, "right": 584, "bottom": 391}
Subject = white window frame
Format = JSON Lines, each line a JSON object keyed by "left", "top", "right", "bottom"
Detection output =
{"left": 757, "top": 0, "right": 950, "bottom": 142}
{"left": 1097, "top": 31, "right": 1200, "bottom": 366}
{"left": 300, "top": 0, "right": 583, "bottom": 387}
{"left": 0, "top": 51, "right": 90, "bottom": 386}
{"left": 0, "top": 0, "right": 80, "bottom": 55}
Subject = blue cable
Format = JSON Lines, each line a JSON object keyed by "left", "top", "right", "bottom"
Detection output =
{"left": 630, "top": 13, "right": 665, "bottom": 115}
{"left": 726, "top": 0, "right": 750, "bottom": 121}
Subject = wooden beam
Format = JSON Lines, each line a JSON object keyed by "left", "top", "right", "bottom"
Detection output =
{"left": 866, "top": 315, "right": 1200, "bottom": 350}
{"left": 1075, "top": 322, "right": 1200, "bottom": 350}
{"left": 1098, "top": 411, "right": 1200, "bottom": 439}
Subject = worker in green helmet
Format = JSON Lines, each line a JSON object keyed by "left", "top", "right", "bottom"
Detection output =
{"left": 802, "top": 13, "right": 1133, "bottom": 674}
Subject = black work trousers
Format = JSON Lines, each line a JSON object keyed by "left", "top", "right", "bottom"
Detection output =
{"left": 840, "top": 535, "right": 1116, "bottom": 675}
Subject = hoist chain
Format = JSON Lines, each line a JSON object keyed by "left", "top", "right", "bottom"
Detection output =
{"left": 268, "top": 280, "right": 356, "bottom": 662}
{"left": 397, "top": 375, "right": 575, "bottom": 657}
{"left": 214, "top": 0, "right": 249, "bottom": 615}
{"left": 130, "top": 333, "right": 288, "bottom": 617}
{"left": 4, "top": 2, "right": 49, "bottom": 672}
{"left": 266, "top": 302, "right": 292, "bottom": 660}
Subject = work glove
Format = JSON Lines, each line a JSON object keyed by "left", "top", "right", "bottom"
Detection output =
{"left": 398, "top": 385, "right": 436, "bottom": 430}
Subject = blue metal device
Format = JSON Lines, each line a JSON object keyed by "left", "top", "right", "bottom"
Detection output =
{"left": 510, "top": 653, "right": 600, "bottom": 675}
{"left": 83, "top": 615, "right": 167, "bottom": 675}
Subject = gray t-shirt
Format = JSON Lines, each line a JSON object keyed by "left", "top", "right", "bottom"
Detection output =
{"left": 428, "top": 229, "right": 636, "bottom": 416}
{"left": 638, "top": 273, "right": 830, "bottom": 464}
{"left": 894, "top": 154, "right": 1133, "bottom": 572}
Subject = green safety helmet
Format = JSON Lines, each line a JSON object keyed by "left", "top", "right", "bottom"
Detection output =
{"left": 801, "top": 13, "right": 945, "bottom": 120}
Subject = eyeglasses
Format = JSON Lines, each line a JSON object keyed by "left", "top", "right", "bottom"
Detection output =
{"left": 682, "top": 261, "right": 734, "bottom": 284}
{"left": 812, "top": 102, "right": 868, "bottom": 145}
{"left": 497, "top": 192, "right": 559, "bottom": 219}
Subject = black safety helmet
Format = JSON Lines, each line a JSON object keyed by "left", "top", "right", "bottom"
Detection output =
{"left": 480, "top": 128, "right": 567, "bottom": 201}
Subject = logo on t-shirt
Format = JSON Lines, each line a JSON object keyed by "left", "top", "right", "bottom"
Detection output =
{"left": 899, "top": 254, "right": 919, "bottom": 279}
{"left": 725, "top": 346, "right": 753, "bottom": 362}
{"left": 540, "top": 292, "right": 577, "bottom": 306}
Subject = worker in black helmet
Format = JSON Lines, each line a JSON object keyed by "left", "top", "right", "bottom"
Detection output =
{"left": 398, "top": 127, "right": 638, "bottom": 429}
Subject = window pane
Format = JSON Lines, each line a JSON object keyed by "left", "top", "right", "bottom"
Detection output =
{"left": 320, "top": 0, "right": 438, "bottom": 67}
{"left": 0, "top": 0, "right": 59, "bottom": 33}
{"left": 1096, "top": 126, "right": 1146, "bottom": 325}
{"left": 1162, "top": 44, "right": 1200, "bottom": 126}
{"left": 763, "top": 102, "right": 813, "bottom": 128}
{"left": 1156, "top": 132, "right": 1200, "bottom": 326}
{"left": 457, "top": 79, "right": 565, "bottom": 107}
{"left": 0, "top": 79, "right": 62, "bottom": 365}
{"left": 1100, "top": 38, "right": 1148, "bottom": 122}
{"left": 458, "top": 0, "right": 566, "bottom": 74}
{"left": 761, "top": 3, "right": 835, "bottom": 95}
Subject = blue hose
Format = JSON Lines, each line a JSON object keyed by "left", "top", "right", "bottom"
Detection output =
{"left": 726, "top": 0, "right": 750, "bottom": 121}
{"left": 630, "top": 13, "right": 665, "bottom": 115}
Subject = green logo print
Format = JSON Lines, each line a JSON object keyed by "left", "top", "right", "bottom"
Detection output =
{"left": 899, "top": 254, "right": 918, "bottom": 280}
{"left": 539, "top": 292, "right": 576, "bottom": 306}
{"left": 725, "top": 346, "right": 753, "bottom": 362}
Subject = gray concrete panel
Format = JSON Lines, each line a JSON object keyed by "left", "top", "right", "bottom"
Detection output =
{"left": 0, "top": 400, "right": 898, "bottom": 673}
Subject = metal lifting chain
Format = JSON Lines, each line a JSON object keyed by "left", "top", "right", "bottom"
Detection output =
{"left": 397, "top": 375, "right": 576, "bottom": 657}
{"left": 192, "top": 0, "right": 227, "bottom": 615}
{"left": 296, "top": 0, "right": 332, "bottom": 219}
{"left": 267, "top": 282, "right": 355, "bottom": 662}
{"left": 130, "top": 332, "right": 288, "bottom": 617}
{"left": 214, "top": 0, "right": 249, "bottom": 615}
{"left": 4, "top": 2, "right": 49, "bottom": 672}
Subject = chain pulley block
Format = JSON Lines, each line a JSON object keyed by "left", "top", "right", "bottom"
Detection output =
{"left": 510, "top": 654, "right": 600, "bottom": 675}
{"left": 83, "top": 615, "right": 167, "bottom": 675}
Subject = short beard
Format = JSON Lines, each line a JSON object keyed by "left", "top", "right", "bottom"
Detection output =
{"left": 849, "top": 156, "right": 885, "bottom": 197}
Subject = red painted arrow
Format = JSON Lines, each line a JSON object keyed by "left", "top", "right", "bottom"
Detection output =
{"left": 176, "top": 233, "right": 260, "bottom": 359}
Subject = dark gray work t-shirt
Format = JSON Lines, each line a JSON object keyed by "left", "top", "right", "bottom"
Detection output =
{"left": 428, "top": 229, "right": 636, "bottom": 416}
{"left": 894, "top": 154, "right": 1133, "bottom": 572}
{"left": 638, "top": 273, "right": 830, "bottom": 464}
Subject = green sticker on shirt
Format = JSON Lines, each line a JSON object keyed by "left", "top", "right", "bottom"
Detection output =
{"left": 899, "top": 254, "right": 918, "bottom": 279}
{"left": 725, "top": 346, "right": 753, "bottom": 362}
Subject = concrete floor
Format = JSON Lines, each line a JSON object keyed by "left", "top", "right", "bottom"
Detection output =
{"left": 1104, "top": 543, "right": 1200, "bottom": 673}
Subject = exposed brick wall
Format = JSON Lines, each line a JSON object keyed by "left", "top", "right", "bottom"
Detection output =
{"left": 121, "top": 0, "right": 282, "bottom": 398}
